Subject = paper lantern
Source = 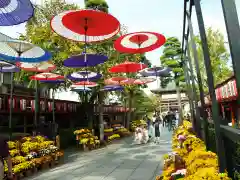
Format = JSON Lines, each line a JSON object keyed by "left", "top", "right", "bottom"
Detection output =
{"left": 56, "top": 102, "right": 61, "bottom": 111}
{"left": 0, "top": 97, "right": 2, "bottom": 110}
{"left": 8, "top": 97, "right": 16, "bottom": 110}
{"left": 30, "top": 100, "right": 35, "bottom": 112}
{"left": 48, "top": 102, "right": 52, "bottom": 112}
{"left": 39, "top": 101, "right": 45, "bottom": 111}
{"left": 20, "top": 99, "right": 27, "bottom": 111}
{"left": 63, "top": 103, "right": 67, "bottom": 112}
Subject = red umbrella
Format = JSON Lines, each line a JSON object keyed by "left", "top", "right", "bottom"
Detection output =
{"left": 104, "top": 77, "right": 131, "bottom": 85}
{"left": 51, "top": 9, "right": 120, "bottom": 42}
{"left": 114, "top": 32, "right": 166, "bottom": 54}
{"left": 124, "top": 77, "right": 156, "bottom": 85}
{"left": 71, "top": 81, "right": 98, "bottom": 88}
{"left": 109, "top": 61, "right": 147, "bottom": 73}
{"left": 16, "top": 61, "right": 56, "bottom": 72}
{"left": 29, "top": 73, "right": 64, "bottom": 80}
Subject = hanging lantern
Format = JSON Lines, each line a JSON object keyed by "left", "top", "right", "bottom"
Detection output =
{"left": 0, "top": 97, "right": 2, "bottom": 110}
{"left": 68, "top": 104, "right": 72, "bottom": 112}
{"left": 30, "top": 100, "right": 35, "bottom": 112}
{"left": 8, "top": 97, "right": 16, "bottom": 110}
{"left": 56, "top": 102, "right": 61, "bottom": 111}
{"left": 63, "top": 103, "right": 67, "bottom": 112}
{"left": 40, "top": 101, "right": 45, "bottom": 111}
{"left": 20, "top": 99, "right": 27, "bottom": 111}
{"left": 48, "top": 102, "right": 52, "bottom": 112}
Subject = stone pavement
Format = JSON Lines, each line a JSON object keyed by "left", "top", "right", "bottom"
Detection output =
{"left": 28, "top": 128, "right": 172, "bottom": 180}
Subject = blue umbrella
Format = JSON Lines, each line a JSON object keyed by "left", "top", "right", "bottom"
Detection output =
{"left": 67, "top": 71, "right": 102, "bottom": 81}
{"left": 64, "top": 54, "right": 108, "bottom": 67}
{"left": 139, "top": 66, "right": 171, "bottom": 77}
{"left": 40, "top": 80, "right": 65, "bottom": 84}
{"left": 0, "top": 0, "right": 34, "bottom": 26}
{"left": 0, "top": 40, "right": 51, "bottom": 62}
{"left": 101, "top": 85, "right": 124, "bottom": 92}
{"left": 71, "top": 86, "right": 91, "bottom": 92}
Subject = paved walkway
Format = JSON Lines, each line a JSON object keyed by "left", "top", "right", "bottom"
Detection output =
{"left": 29, "top": 128, "right": 172, "bottom": 180}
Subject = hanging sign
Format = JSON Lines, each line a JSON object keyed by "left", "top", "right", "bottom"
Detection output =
{"left": 20, "top": 99, "right": 27, "bottom": 111}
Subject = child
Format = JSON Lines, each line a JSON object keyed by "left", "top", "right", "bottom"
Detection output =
{"left": 142, "top": 125, "right": 149, "bottom": 144}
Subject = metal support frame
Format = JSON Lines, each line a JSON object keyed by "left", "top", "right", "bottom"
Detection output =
{"left": 193, "top": 0, "right": 226, "bottom": 172}
{"left": 186, "top": 11, "right": 208, "bottom": 140}
{"left": 221, "top": 0, "right": 240, "bottom": 125}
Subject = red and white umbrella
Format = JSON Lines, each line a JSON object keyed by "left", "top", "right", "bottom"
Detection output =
{"left": 29, "top": 73, "right": 64, "bottom": 81}
{"left": 16, "top": 61, "right": 56, "bottom": 72}
{"left": 104, "top": 77, "right": 130, "bottom": 85}
{"left": 109, "top": 61, "right": 147, "bottom": 73}
{"left": 71, "top": 81, "right": 98, "bottom": 88}
{"left": 114, "top": 32, "right": 166, "bottom": 54}
{"left": 51, "top": 9, "right": 120, "bottom": 42}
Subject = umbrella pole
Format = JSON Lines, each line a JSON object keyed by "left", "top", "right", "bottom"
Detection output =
{"left": 9, "top": 72, "right": 13, "bottom": 140}
{"left": 34, "top": 80, "right": 38, "bottom": 131}
{"left": 52, "top": 89, "right": 56, "bottom": 140}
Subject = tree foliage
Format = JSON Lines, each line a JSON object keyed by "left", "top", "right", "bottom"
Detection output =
{"left": 160, "top": 37, "right": 185, "bottom": 87}
{"left": 190, "top": 27, "right": 232, "bottom": 92}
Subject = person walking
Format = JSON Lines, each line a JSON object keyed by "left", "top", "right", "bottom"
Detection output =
{"left": 148, "top": 121, "right": 155, "bottom": 142}
{"left": 154, "top": 120, "right": 162, "bottom": 144}
{"left": 0, "top": 136, "right": 13, "bottom": 180}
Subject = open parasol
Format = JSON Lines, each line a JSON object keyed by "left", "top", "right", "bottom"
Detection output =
{"left": 0, "top": 40, "right": 51, "bottom": 62}
{"left": 71, "top": 81, "right": 98, "bottom": 88}
{"left": 71, "top": 86, "right": 91, "bottom": 92}
{"left": 0, "top": 0, "right": 34, "bottom": 26}
{"left": 109, "top": 61, "right": 147, "bottom": 73}
{"left": 51, "top": 9, "right": 120, "bottom": 42}
{"left": 0, "top": 60, "right": 19, "bottom": 138}
{"left": 123, "top": 77, "right": 156, "bottom": 85}
{"left": 64, "top": 54, "right": 108, "bottom": 68}
{"left": 30, "top": 73, "right": 64, "bottom": 81}
{"left": 114, "top": 32, "right": 166, "bottom": 54}
{"left": 16, "top": 61, "right": 56, "bottom": 72}
{"left": 139, "top": 66, "right": 171, "bottom": 77}
{"left": 101, "top": 85, "right": 124, "bottom": 92}
{"left": 67, "top": 71, "right": 102, "bottom": 81}
{"left": 104, "top": 77, "right": 130, "bottom": 85}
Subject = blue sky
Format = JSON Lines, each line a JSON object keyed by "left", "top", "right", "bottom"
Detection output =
{"left": 0, "top": 0, "right": 239, "bottom": 99}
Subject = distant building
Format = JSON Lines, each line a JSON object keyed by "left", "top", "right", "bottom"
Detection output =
{"left": 151, "top": 81, "right": 189, "bottom": 114}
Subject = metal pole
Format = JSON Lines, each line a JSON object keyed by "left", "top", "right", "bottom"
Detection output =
{"left": 52, "top": 89, "right": 56, "bottom": 139}
{"left": 221, "top": 0, "right": 240, "bottom": 126}
{"left": 183, "top": 61, "right": 195, "bottom": 122}
{"left": 193, "top": 0, "right": 226, "bottom": 172}
{"left": 34, "top": 80, "right": 38, "bottom": 130}
{"left": 186, "top": 12, "right": 208, "bottom": 139}
{"left": 9, "top": 72, "right": 13, "bottom": 139}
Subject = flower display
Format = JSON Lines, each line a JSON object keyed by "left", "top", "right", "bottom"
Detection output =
{"left": 130, "top": 120, "right": 147, "bottom": 131}
{"left": 108, "top": 134, "right": 120, "bottom": 142}
{"left": 74, "top": 128, "right": 91, "bottom": 135}
{"left": 104, "top": 128, "right": 113, "bottom": 132}
{"left": 5, "top": 135, "right": 64, "bottom": 177}
{"left": 157, "top": 120, "right": 231, "bottom": 180}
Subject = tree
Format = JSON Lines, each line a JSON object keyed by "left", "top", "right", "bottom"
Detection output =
{"left": 84, "top": 0, "right": 109, "bottom": 13}
{"left": 160, "top": 37, "right": 185, "bottom": 123}
{"left": 191, "top": 27, "right": 232, "bottom": 92}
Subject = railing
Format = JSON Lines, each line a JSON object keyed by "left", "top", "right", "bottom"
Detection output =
{"left": 182, "top": 0, "right": 240, "bottom": 179}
